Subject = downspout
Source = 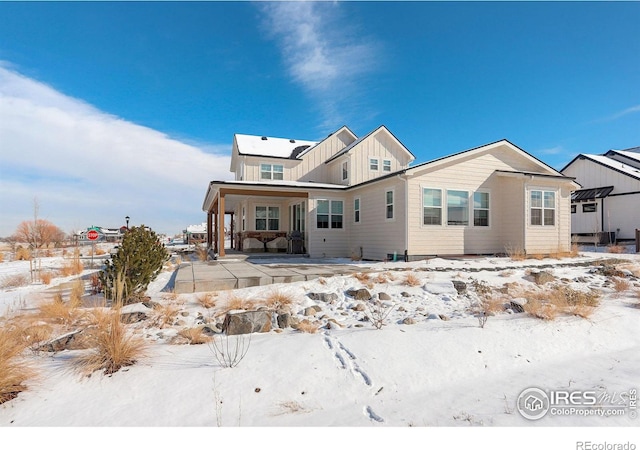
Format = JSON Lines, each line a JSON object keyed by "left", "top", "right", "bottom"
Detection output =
{"left": 398, "top": 173, "right": 409, "bottom": 261}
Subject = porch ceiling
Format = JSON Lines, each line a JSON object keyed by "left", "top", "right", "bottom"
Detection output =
{"left": 218, "top": 188, "right": 309, "bottom": 213}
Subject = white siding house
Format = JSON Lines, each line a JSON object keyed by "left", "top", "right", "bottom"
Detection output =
{"left": 561, "top": 147, "right": 640, "bottom": 243}
{"left": 203, "top": 126, "right": 579, "bottom": 260}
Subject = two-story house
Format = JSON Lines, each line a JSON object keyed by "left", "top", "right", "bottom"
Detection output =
{"left": 202, "top": 125, "right": 579, "bottom": 261}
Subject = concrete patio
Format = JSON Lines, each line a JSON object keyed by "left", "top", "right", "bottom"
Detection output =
{"left": 173, "top": 257, "right": 369, "bottom": 293}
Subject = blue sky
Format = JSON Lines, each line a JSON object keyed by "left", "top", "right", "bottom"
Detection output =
{"left": 1, "top": 1, "right": 639, "bottom": 237}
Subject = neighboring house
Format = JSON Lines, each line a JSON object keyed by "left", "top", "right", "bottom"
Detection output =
{"left": 561, "top": 147, "right": 640, "bottom": 243}
{"left": 202, "top": 125, "right": 579, "bottom": 261}
{"left": 184, "top": 223, "right": 207, "bottom": 245}
{"left": 75, "top": 227, "right": 123, "bottom": 244}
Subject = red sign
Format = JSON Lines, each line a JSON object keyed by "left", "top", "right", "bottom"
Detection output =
{"left": 87, "top": 230, "right": 99, "bottom": 241}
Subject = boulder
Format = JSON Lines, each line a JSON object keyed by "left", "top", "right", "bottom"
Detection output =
{"left": 510, "top": 298, "right": 527, "bottom": 313}
{"left": 352, "top": 303, "right": 366, "bottom": 312}
{"left": 452, "top": 281, "right": 467, "bottom": 294}
{"left": 402, "top": 317, "right": 416, "bottom": 325}
{"left": 346, "top": 288, "right": 372, "bottom": 301}
{"left": 277, "top": 313, "right": 292, "bottom": 329}
{"left": 303, "top": 305, "right": 322, "bottom": 316}
{"left": 308, "top": 292, "right": 339, "bottom": 303}
{"left": 120, "top": 311, "right": 148, "bottom": 324}
{"left": 222, "top": 310, "right": 272, "bottom": 335}
{"left": 378, "top": 292, "right": 392, "bottom": 301}
{"left": 531, "top": 271, "right": 556, "bottom": 285}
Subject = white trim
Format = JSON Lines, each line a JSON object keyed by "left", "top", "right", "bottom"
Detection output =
{"left": 369, "top": 157, "right": 379, "bottom": 171}
{"left": 421, "top": 186, "right": 444, "bottom": 227}
{"left": 472, "top": 190, "right": 491, "bottom": 228}
{"left": 315, "top": 198, "right": 345, "bottom": 230}
{"left": 382, "top": 159, "right": 392, "bottom": 172}
{"left": 385, "top": 188, "right": 395, "bottom": 222}
{"left": 260, "top": 162, "right": 284, "bottom": 181}
{"left": 354, "top": 196, "right": 361, "bottom": 224}
{"left": 527, "top": 187, "right": 558, "bottom": 228}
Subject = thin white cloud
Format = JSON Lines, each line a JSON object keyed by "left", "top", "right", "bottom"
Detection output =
{"left": 0, "top": 64, "right": 232, "bottom": 237}
{"left": 607, "top": 105, "right": 640, "bottom": 120}
{"left": 259, "top": 2, "right": 379, "bottom": 131}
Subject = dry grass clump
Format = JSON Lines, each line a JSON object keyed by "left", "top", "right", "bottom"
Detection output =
{"left": 21, "top": 323, "right": 54, "bottom": 353}
{"left": 40, "top": 271, "right": 53, "bottom": 285}
{"left": 0, "top": 252, "right": 4, "bottom": 263}
{"left": 0, "top": 273, "right": 30, "bottom": 289}
{"left": 177, "top": 327, "right": 213, "bottom": 345}
{"left": 60, "top": 255, "right": 84, "bottom": 276}
{"left": 38, "top": 292, "right": 84, "bottom": 326}
{"left": 195, "top": 245, "right": 209, "bottom": 261}
{"left": 15, "top": 247, "right": 31, "bottom": 261}
{"left": 504, "top": 244, "right": 525, "bottom": 261}
{"left": 151, "top": 303, "right": 181, "bottom": 328}
{"left": 352, "top": 272, "right": 370, "bottom": 283}
{"left": 295, "top": 319, "right": 319, "bottom": 334}
{"left": 520, "top": 285, "right": 600, "bottom": 320}
{"left": 606, "top": 245, "right": 626, "bottom": 254}
{"left": 403, "top": 272, "right": 422, "bottom": 287}
{"left": 0, "top": 325, "right": 35, "bottom": 404}
{"left": 74, "top": 310, "right": 147, "bottom": 375}
{"left": 69, "top": 278, "right": 86, "bottom": 308}
{"left": 373, "top": 272, "right": 391, "bottom": 284}
{"left": 612, "top": 277, "right": 631, "bottom": 294}
{"left": 263, "top": 290, "right": 294, "bottom": 311}
{"left": 94, "top": 248, "right": 106, "bottom": 256}
{"left": 317, "top": 277, "right": 327, "bottom": 285}
{"left": 197, "top": 292, "right": 217, "bottom": 309}
{"left": 223, "top": 294, "right": 254, "bottom": 313}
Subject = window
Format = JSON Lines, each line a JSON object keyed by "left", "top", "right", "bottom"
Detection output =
{"left": 530, "top": 190, "right": 555, "bottom": 226}
{"left": 317, "top": 200, "right": 343, "bottom": 229}
{"left": 260, "top": 164, "right": 284, "bottom": 180}
{"left": 447, "top": 190, "right": 469, "bottom": 226}
{"left": 473, "top": 192, "right": 489, "bottom": 227}
{"left": 423, "top": 188, "right": 442, "bottom": 225}
{"left": 369, "top": 158, "right": 379, "bottom": 171}
{"left": 571, "top": 205, "right": 576, "bottom": 214}
{"left": 385, "top": 190, "right": 394, "bottom": 219}
{"left": 383, "top": 159, "right": 392, "bottom": 172}
{"left": 582, "top": 203, "right": 597, "bottom": 213}
{"left": 354, "top": 198, "right": 360, "bottom": 223}
{"left": 242, "top": 207, "right": 246, "bottom": 231}
{"left": 255, "top": 206, "right": 279, "bottom": 230}
{"left": 342, "top": 161, "right": 348, "bottom": 181}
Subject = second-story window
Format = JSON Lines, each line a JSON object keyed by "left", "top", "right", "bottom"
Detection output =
{"left": 260, "top": 164, "right": 284, "bottom": 180}
{"left": 369, "top": 158, "right": 379, "bottom": 171}
{"left": 383, "top": 159, "right": 392, "bottom": 172}
{"left": 342, "top": 161, "right": 348, "bottom": 181}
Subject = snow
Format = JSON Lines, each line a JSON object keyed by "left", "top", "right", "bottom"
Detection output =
{"left": 1, "top": 244, "right": 639, "bottom": 448}
{"left": 235, "top": 134, "right": 318, "bottom": 159}
{"left": 582, "top": 154, "right": 640, "bottom": 178}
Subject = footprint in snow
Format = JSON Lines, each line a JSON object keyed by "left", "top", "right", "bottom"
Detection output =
{"left": 364, "top": 405, "right": 384, "bottom": 423}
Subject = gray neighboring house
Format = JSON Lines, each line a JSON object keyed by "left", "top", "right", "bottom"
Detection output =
{"left": 203, "top": 125, "right": 579, "bottom": 260}
{"left": 561, "top": 147, "right": 640, "bottom": 243}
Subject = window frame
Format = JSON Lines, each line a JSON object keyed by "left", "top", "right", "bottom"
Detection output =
{"left": 255, "top": 205, "right": 280, "bottom": 231}
{"left": 473, "top": 191, "right": 490, "bottom": 227}
{"left": 260, "top": 163, "right": 284, "bottom": 180}
{"left": 446, "top": 189, "right": 470, "bottom": 226}
{"left": 342, "top": 161, "right": 349, "bottom": 181}
{"left": 369, "top": 157, "right": 379, "bottom": 171}
{"left": 316, "top": 199, "right": 344, "bottom": 229}
{"left": 354, "top": 197, "right": 361, "bottom": 224}
{"left": 385, "top": 189, "right": 394, "bottom": 221}
{"left": 382, "top": 159, "right": 392, "bottom": 172}
{"left": 422, "top": 187, "right": 443, "bottom": 226}
{"left": 582, "top": 203, "right": 597, "bottom": 213}
{"left": 529, "top": 190, "right": 556, "bottom": 226}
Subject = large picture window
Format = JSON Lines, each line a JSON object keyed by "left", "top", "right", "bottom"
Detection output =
{"left": 317, "top": 200, "right": 343, "bottom": 229}
{"left": 423, "top": 188, "right": 442, "bottom": 225}
{"left": 530, "top": 190, "right": 555, "bottom": 226}
{"left": 447, "top": 190, "right": 469, "bottom": 226}
{"left": 473, "top": 192, "right": 489, "bottom": 227}
{"left": 260, "top": 164, "right": 284, "bottom": 180}
{"left": 256, "top": 206, "right": 279, "bottom": 230}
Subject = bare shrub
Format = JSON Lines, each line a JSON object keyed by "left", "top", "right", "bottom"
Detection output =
{"left": 74, "top": 310, "right": 147, "bottom": 375}
{"left": 365, "top": 299, "right": 395, "bottom": 330}
{"left": 209, "top": 333, "right": 251, "bottom": 368}
{"left": 403, "top": 272, "right": 421, "bottom": 287}
{"left": 89, "top": 273, "right": 102, "bottom": 294}
{"left": 295, "top": 319, "right": 319, "bottom": 334}
{"left": 178, "top": 327, "right": 213, "bottom": 345}
{"left": 0, "top": 325, "right": 35, "bottom": 404}
{"left": 197, "top": 292, "right": 217, "bottom": 309}
{"left": 1, "top": 274, "right": 30, "bottom": 289}
{"left": 504, "top": 244, "right": 525, "bottom": 261}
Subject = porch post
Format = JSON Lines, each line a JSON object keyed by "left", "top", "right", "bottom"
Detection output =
{"left": 207, "top": 208, "right": 213, "bottom": 248}
{"left": 230, "top": 212, "right": 234, "bottom": 249}
{"left": 213, "top": 198, "right": 218, "bottom": 254}
{"left": 218, "top": 193, "right": 226, "bottom": 257}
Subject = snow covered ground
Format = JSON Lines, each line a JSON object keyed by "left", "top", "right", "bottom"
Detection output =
{"left": 1, "top": 244, "right": 639, "bottom": 448}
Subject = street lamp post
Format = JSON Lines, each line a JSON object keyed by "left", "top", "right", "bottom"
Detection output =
{"left": 125, "top": 216, "right": 130, "bottom": 230}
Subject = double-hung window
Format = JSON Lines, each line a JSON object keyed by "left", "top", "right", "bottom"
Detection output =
{"left": 354, "top": 198, "right": 361, "bottom": 223}
{"left": 383, "top": 159, "right": 392, "bottom": 172}
{"left": 369, "top": 158, "right": 379, "bottom": 171}
{"left": 317, "top": 200, "right": 343, "bottom": 229}
{"left": 473, "top": 192, "right": 489, "bottom": 227}
{"left": 260, "top": 164, "right": 284, "bottom": 180}
{"left": 256, "top": 206, "right": 279, "bottom": 230}
{"left": 385, "top": 190, "right": 394, "bottom": 220}
{"left": 423, "top": 188, "right": 442, "bottom": 225}
{"left": 530, "top": 190, "right": 555, "bottom": 226}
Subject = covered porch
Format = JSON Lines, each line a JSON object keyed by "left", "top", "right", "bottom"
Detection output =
{"left": 203, "top": 183, "right": 310, "bottom": 258}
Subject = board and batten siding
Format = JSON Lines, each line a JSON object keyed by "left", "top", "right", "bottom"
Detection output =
{"left": 563, "top": 158, "right": 640, "bottom": 194}
{"left": 296, "top": 130, "right": 355, "bottom": 183}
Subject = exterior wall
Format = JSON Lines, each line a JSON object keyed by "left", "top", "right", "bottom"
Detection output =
{"left": 295, "top": 129, "right": 355, "bottom": 183}
{"left": 605, "top": 194, "right": 640, "bottom": 240}
{"left": 306, "top": 193, "right": 350, "bottom": 258}
{"left": 238, "top": 156, "right": 301, "bottom": 182}
{"left": 496, "top": 177, "right": 525, "bottom": 251}
{"left": 570, "top": 198, "right": 605, "bottom": 235}
{"left": 347, "top": 178, "right": 407, "bottom": 261}
{"left": 523, "top": 182, "right": 573, "bottom": 254}
{"left": 563, "top": 158, "right": 640, "bottom": 194}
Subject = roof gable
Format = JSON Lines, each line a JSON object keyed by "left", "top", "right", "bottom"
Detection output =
{"left": 406, "top": 139, "right": 563, "bottom": 177}
{"left": 324, "top": 125, "right": 416, "bottom": 164}
{"left": 563, "top": 154, "right": 640, "bottom": 181}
